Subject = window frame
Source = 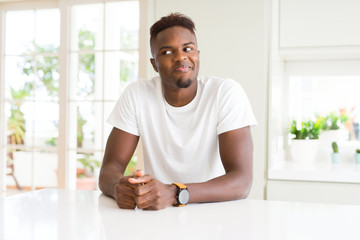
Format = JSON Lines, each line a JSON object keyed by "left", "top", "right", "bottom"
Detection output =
{"left": 0, "top": 0, "right": 146, "bottom": 194}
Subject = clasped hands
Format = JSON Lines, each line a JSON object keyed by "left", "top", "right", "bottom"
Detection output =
{"left": 115, "top": 170, "right": 176, "bottom": 210}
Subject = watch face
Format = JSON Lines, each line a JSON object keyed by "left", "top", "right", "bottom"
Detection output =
{"left": 178, "top": 189, "right": 190, "bottom": 205}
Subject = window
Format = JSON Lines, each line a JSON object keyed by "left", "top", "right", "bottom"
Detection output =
{"left": 268, "top": 59, "right": 360, "bottom": 182}
{"left": 68, "top": 1, "right": 139, "bottom": 190}
{"left": 0, "top": 0, "right": 140, "bottom": 194}
{"left": 3, "top": 8, "right": 60, "bottom": 191}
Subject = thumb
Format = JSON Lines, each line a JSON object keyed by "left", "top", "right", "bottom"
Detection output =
{"left": 128, "top": 174, "right": 152, "bottom": 185}
{"left": 133, "top": 169, "right": 144, "bottom": 177}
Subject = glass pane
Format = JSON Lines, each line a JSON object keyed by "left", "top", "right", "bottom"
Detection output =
{"left": 105, "top": 1, "right": 139, "bottom": 50}
{"left": 104, "top": 51, "right": 138, "bottom": 100}
{"left": 34, "top": 151, "right": 57, "bottom": 188}
{"left": 6, "top": 101, "right": 34, "bottom": 147}
{"left": 70, "top": 52, "right": 103, "bottom": 100}
{"left": 33, "top": 102, "right": 59, "bottom": 147}
{"left": 6, "top": 149, "right": 32, "bottom": 190}
{"left": 70, "top": 4, "right": 104, "bottom": 51}
{"left": 35, "top": 55, "right": 59, "bottom": 101}
{"left": 35, "top": 9, "right": 60, "bottom": 53}
{"left": 288, "top": 75, "right": 360, "bottom": 162}
{"left": 103, "top": 102, "right": 116, "bottom": 149}
{"left": 289, "top": 76, "right": 360, "bottom": 119}
{"left": 4, "top": 56, "right": 34, "bottom": 101}
{"left": 75, "top": 102, "right": 103, "bottom": 150}
{"left": 75, "top": 152, "right": 101, "bottom": 190}
{"left": 5, "top": 10, "right": 35, "bottom": 55}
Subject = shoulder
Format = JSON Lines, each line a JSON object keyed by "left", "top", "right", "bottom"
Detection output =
{"left": 137, "top": 76, "right": 161, "bottom": 88}
{"left": 198, "top": 76, "right": 244, "bottom": 94}
{"left": 122, "top": 76, "right": 160, "bottom": 95}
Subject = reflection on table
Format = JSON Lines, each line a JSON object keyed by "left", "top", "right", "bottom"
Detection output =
{"left": 1, "top": 188, "right": 360, "bottom": 240}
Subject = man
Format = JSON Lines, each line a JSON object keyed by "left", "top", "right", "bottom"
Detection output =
{"left": 99, "top": 13, "right": 257, "bottom": 210}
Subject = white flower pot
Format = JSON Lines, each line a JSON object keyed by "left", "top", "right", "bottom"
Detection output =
{"left": 290, "top": 139, "right": 319, "bottom": 163}
{"left": 319, "top": 129, "right": 349, "bottom": 143}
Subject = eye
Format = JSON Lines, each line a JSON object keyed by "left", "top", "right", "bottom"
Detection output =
{"left": 184, "top": 47, "right": 193, "bottom": 52}
{"left": 162, "top": 50, "right": 172, "bottom": 55}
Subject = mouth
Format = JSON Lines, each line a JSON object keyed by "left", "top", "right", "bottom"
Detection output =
{"left": 174, "top": 64, "right": 192, "bottom": 73}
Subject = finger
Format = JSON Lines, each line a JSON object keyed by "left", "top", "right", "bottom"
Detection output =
{"left": 115, "top": 193, "right": 136, "bottom": 209}
{"left": 117, "top": 200, "right": 136, "bottom": 209}
{"left": 116, "top": 179, "right": 137, "bottom": 192}
{"left": 135, "top": 181, "right": 153, "bottom": 196}
{"left": 133, "top": 169, "right": 144, "bottom": 177}
{"left": 128, "top": 174, "right": 153, "bottom": 184}
{"left": 135, "top": 195, "right": 155, "bottom": 210}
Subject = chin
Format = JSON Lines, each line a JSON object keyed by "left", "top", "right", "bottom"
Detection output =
{"left": 176, "top": 79, "right": 193, "bottom": 88}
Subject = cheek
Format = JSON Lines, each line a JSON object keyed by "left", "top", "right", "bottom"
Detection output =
{"left": 157, "top": 59, "right": 171, "bottom": 71}
{"left": 191, "top": 54, "right": 200, "bottom": 64}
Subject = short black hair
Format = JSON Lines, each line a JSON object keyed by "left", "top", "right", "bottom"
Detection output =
{"left": 150, "top": 13, "right": 196, "bottom": 51}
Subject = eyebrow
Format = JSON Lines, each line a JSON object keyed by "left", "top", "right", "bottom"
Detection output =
{"left": 158, "top": 42, "right": 196, "bottom": 51}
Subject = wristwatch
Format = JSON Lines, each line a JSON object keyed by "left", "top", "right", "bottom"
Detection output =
{"left": 172, "top": 183, "right": 190, "bottom": 207}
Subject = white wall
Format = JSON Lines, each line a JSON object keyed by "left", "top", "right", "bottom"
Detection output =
{"left": 144, "top": 0, "right": 268, "bottom": 199}
{"left": 280, "top": 0, "right": 360, "bottom": 48}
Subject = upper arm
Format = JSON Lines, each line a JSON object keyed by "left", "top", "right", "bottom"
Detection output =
{"left": 102, "top": 127, "right": 139, "bottom": 173}
{"left": 218, "top": 126, "right": 253, "bottom": 177}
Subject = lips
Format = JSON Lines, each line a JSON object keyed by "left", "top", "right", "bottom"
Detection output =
{"left": 174, "top": 64, "right": 192, "bottom": 72}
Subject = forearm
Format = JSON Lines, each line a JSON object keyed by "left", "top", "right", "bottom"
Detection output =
{"left": 98, "top": 165, "right": 125, "bottom": 199}
{"left": 186, "top": 170, "right": 252, "bottom": 203}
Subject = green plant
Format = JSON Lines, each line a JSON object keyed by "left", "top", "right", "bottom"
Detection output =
{"left": 328, "top": 112, "right": 340, "bottom": 130}
{"left": 356, "top": 149, "right": 360, "bottom": 154}
{"left": 77, "top": 154, "right": 101, "bottom": 178}
{"left": 332, "top": 142, "right": 339, "bottom": 153}
{"left": 289, "top": 119, "right": 320, "bottom": 139}
{"left": 124, "top": 156, "right": 138, "bottom": 176}
{"left": 317, "top": 111, "right": 350, "bottom": 131}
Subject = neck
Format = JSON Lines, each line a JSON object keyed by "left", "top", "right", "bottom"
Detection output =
{"left": 163, "top": 80, "right": 197, "bottom": 107}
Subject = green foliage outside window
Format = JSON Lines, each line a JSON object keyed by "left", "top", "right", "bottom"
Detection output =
{"left": 7, "top": 82, "right": 32, "bottom": 145}
{"left": 7, "top": 27, "right": 137, "bottom": 177}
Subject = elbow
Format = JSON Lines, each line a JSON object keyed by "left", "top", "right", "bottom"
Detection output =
{"left": 241, "top": 183, "right": 252, "bottom": 199}
{"left": 233, "top": 174, "right": 253, "bottom": 200}
{"left": 98, "top": 171, "right": 105, "bottom": 194}
{"left": 97, "top": 167, "right": 111, "bottom": 196}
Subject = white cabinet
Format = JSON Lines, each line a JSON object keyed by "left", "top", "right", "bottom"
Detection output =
{"left": 267, "top": 180, "right": 360, "bottom": 205}
{"left": 280, "top": 0, "right": 360, "bottom": 48}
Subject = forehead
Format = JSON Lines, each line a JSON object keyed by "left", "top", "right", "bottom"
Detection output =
{"left": 152, "top": 26, "right": 197, "bottom": 50}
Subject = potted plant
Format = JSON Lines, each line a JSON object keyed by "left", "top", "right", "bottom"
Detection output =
{"left": 76, "top": 154, "right": 101, "bottom": 190}
{"left": 288, "top": 119, "right": 320, "bottom": 163}
{"left": 355, "top": 149, "right": 360, "bottom": 164}
{"left": 331, "top": 141, "right": 341, "bottom": 164}
{"left": 318, "top": 111, "right": 350, "bottom": 142}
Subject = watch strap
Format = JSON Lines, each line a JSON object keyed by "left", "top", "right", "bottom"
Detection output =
{"left": 172, "top": 183, "right": 188, "bottom": 207}
{"left": 172, "top": 183, "right": 187, "bottom": 189}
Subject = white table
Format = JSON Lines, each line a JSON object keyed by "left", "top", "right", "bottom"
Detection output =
{"left": 1, "top": 189, "right": 359, "bottom": 240}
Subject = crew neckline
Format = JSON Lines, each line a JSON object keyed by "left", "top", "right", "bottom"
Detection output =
{"left": 163, "top": 78, "right": 201, "bottom": 113}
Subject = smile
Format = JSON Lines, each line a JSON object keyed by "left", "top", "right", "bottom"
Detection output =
{"left": 174, "top": 65, "right": 191, "bottom": 72}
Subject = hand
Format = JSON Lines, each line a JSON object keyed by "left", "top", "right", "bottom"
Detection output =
{"left": 128, "top": 175, "right": 177, "bottom": 210}
{"left": 114, "top": 170, "right": 144, "bottom": 209}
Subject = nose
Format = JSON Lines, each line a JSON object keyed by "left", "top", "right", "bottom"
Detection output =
{"left": 174, "top": 49, "right": 187, "bottom": 62}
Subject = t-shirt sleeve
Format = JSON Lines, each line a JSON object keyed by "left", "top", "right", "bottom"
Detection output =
{"left": 216, "top": 79, "right": 257, "bottom": 134}
{"left": 106, "top": 83, "right": 139, "bottom": 136}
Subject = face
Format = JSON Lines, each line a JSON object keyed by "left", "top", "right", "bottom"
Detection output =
{"left": 150, "top": 26, "right": 200, "bottom": 90}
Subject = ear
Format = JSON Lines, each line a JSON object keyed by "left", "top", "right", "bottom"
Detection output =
{"left": 150, "top": 58, "right": 158, "bottom": 73}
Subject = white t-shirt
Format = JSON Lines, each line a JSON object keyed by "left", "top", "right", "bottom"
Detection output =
{"left": 107, "top": 76, "right": 257, "bottom": 184}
